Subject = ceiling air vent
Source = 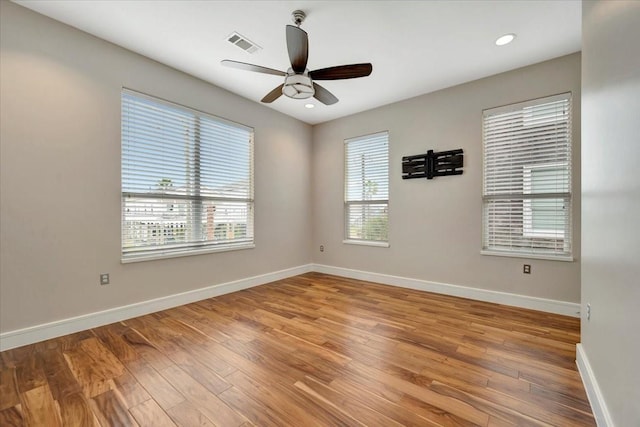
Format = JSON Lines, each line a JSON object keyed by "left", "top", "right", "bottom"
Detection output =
{"left": 227, "top": 32, "right": 261, "bottom": 54}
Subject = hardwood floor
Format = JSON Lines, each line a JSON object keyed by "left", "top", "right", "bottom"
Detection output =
{"left": 0, "top": 272, "right": 594, "bottom": 426}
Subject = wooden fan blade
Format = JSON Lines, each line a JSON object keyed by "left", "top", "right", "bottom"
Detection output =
{"left": 261, "top": 84, "right": 284, "bottom": 103}
{"left": 309, "top": 63, "right": 373, "bottom": 80}
{"left": 312, "top": 83, "right": 338, "bottom": 105}
{"left": 286, "top": 25, "right": 308, "bottom": 73}
{"left": 221, "top": 60, "right": 286, "bottom": 76}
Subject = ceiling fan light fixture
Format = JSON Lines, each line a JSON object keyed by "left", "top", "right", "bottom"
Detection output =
{"left": 282, "top": 73, "right": 315, "bottom": 99}
{"left": 495, "top": 33, "right": 516, "bottom": 46}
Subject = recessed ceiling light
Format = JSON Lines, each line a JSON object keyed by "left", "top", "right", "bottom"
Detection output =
{"left": 495, "top": 33, "right": 516, "bottom": 46}
{"left": 304, "top": 103, "right": 315, "bottom": 109}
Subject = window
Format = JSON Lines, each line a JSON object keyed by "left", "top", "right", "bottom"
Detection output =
{"left": 344, "top": 131, "right": 389, "bottom": 245}
{"left": 482, "top": 93, "right": 572, "bottom": 260}
{"left": 121, "top": 90, "right": 254, "bottom": 262}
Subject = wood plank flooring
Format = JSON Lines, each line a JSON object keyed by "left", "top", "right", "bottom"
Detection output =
{"left": 0, "top": 272, "right": 595, "bottom": 426}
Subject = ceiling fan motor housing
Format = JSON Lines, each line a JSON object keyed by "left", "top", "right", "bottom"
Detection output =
{"left": 282, "top": 71, "right": 314, "bottom": 99}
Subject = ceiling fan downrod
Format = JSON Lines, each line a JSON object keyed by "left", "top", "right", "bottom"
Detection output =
{"left": 291, "top": 10, "right": 306, "bottom": 27}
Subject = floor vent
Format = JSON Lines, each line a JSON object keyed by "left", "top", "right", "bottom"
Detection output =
{"left": 227, "top": 32, "right": 261, "bottom": 54}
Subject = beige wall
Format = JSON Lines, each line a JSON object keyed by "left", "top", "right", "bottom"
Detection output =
{"left": 312, "top": 53, "right": 581, "bottom": 303}
{"left": 581, "top": 1, "right": 640, "bottom": 425}
{"left": 0, "top": 2, "right": 313, "bottom": 333}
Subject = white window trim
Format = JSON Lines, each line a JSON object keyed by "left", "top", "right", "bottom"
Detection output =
{"left": 121, "top": 242, "right": 256, "bottom": 264}
{"left": 121, "top": 89, "right": 255, "bottom": 263}
{"left": 481, "top": 92, "right": 572, "bottom": 260}
{"left": 343, "top": 239, "right": 390, "bottom": 248}
{"left": 481, "top": 250, "right": 573, "bottom": 262}
{"left": 344, "top": 131, "right": 390, "bottom": 245}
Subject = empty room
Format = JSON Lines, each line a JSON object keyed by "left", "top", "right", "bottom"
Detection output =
{"left": 0, "top": 1, "right": 638, "bottom": 426}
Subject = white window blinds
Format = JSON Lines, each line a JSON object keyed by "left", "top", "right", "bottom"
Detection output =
{"left": 345, "top": 131, "right": 389, "bottom": 243}
{"left": 121, "top": 90, "right": 254, "bottom": 261}
{"left": 482, "top": 93, "right": 572, "bottom": 259}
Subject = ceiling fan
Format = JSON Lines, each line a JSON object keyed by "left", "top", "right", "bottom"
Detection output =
{"left": 221, "top": 10, "right": 373, "bottom": 106}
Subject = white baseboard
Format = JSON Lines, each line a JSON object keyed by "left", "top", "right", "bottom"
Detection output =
{"left": 312, "top": 264, "right": 580, "bottom": 317}
{"left": 0, "top": 264, "right": 313, "bottom": 351}
{"left": 576, "top": 343, "right": 614, "bottom": 427}
{"left": 0, "top": 263, "right": 580, "bottom": 351}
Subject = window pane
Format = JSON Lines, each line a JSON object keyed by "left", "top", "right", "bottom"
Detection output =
{"left": 531, "top": 198, "right": 565, "bottom": 232}
{"left": 484, "top": 197, "right": 570, "bottom": 255}
{"left": 122, "top": 197, "right": 254, "bottom": 254}
{"left": 345, "top": 133, "right": 389, "bottom": 202}
{"left": 347, "top": 204, "right": 389, "bottom": 242}
{"left": 528, "top": 166, "right": 569, "bottom": 194}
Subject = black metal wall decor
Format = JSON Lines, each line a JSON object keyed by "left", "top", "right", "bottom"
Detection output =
{"left": 402, "top": 149, "right": 464, "bottom": 180}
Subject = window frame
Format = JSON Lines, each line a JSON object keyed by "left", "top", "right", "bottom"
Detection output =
{"left": 121, "top": 89, "right": 255, "bottom": 263}
{"left": 481, "top": 93, "right": 573, "bottom": 261}
{"left": 343, "top": 131, "right": 390, "bottom": 247}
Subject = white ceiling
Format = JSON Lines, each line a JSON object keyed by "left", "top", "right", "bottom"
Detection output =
{"left": 15, "top": 1, "right": 581, "bottom": 125}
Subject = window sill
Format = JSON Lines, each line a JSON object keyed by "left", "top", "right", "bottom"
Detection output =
{"left": 343, "top": 239, "right": 390, "bottom": 248}
{"left": 481, "top": 250, "right": 573, "bottom": 262}
{"left": 122, "top": 242, "right": 255, "bottom": 264}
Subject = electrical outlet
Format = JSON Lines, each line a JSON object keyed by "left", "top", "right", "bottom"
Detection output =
{"left": 586, "top": 303, "right": 591, "bottom": 321}
{"left": 100, "top": 273, "right": 110, "bottom": 285}
{"left": 319, "top": 245, "right": 324, "bottom": 252}
{"left": 523, "top": 264, "right": 531, "bottom": 274}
